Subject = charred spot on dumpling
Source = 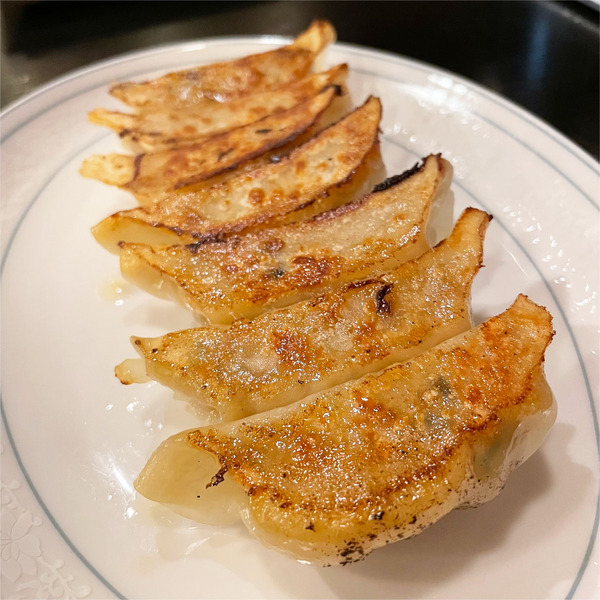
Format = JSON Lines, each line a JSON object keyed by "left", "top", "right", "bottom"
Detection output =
{"left": 346, "top": 278, "right": 382, "bottom": 290}
{"left": 375, "top": 283, "right": 394, "bottom": 316}
{"left": 205, "top": 464, "right": 228, "bottom": 488}
{"left": 217, "top": 148, "right": 234, "bottom": 162}
{"left": 370, "top": 158, "right": 427, "bottom": 193}
{"left": 328, "top": 83, "right": 344, "bottom": 97}
{"left": 435, "top": 375, "right": 452, "bottom": 398}
{"left": 339, "top": 539, "right": 366, "bottom": 565}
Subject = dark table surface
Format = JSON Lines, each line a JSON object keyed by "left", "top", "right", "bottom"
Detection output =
{"left": 1, "top": 0, "right": 598, "bottom": 160}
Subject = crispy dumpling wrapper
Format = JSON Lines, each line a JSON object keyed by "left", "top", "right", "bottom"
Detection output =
{"left": 92, "top": 96, "right": 384, "bottom": 252}
{"left": 117, "top": 153, "right": 450, "bottom": 323}
{"left": 135, "top": 295, "right": 556, "bottom": 565}
{"left": 89, "top": 64, "right": 348, "bottom": 152}
{"left": 81, "top": 84, "right": 349, "bottom": 204}
{"left": 116, "top": 208, "right": 491, "bottom": 420}
{"left": 109, "top": 20, "right": 336, "bottom": 109}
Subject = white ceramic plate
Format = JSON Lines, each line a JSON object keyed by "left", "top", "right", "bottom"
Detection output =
{"left": 1, "top": 36, "right": 598, "bottom": 600}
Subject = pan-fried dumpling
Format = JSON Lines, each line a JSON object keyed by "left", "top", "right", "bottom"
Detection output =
{"left": 135, "top": 295, "right": 556, "bottom": 565}
{"left": 81, "top": 84, "right": 349, "bottom": 204}
{"left": 116, "top": 208, "right": 491, "bottom": 420}
{"left": 109, "top": 20, "right": 336, "bottom": 108}
{"left": 92, "top": 96, "right": 384, "bottom": 252}
{"left": 117, "top": 153, "right": 451, "bottom": 323}
{"left": 89, "top": 64, "right": 348, "bottom": 152}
